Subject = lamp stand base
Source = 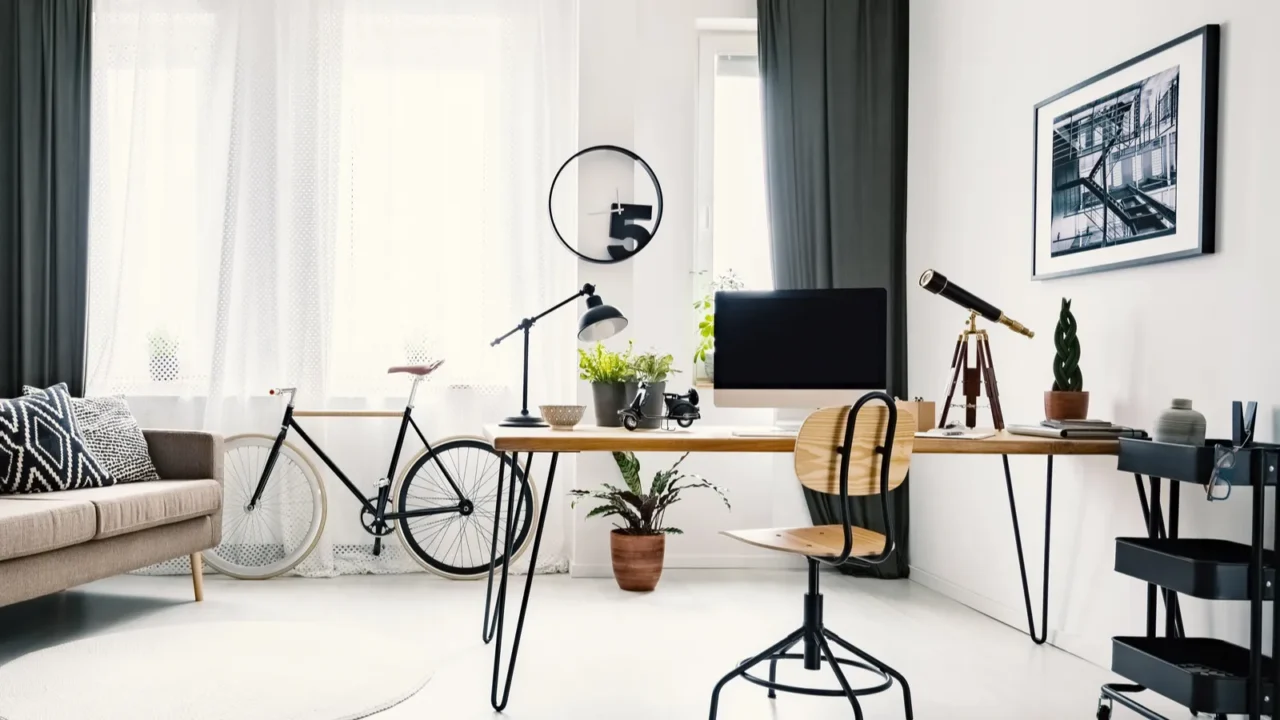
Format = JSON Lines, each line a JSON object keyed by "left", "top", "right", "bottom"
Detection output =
{"left": 500, "top": 413, "right": 548, "bottom": 428}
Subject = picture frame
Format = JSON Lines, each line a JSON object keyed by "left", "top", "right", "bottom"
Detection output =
{"left": 1032, "top": 25, "right": 1219, "bottom": 280}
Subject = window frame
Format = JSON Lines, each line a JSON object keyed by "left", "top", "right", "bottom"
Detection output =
{"left": 693, "top": 27, "right": 763, "bottom": 299}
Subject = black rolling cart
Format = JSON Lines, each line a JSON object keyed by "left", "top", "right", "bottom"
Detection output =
{"left": 1098, "top": 433, "right": 1280, "bottom": 720}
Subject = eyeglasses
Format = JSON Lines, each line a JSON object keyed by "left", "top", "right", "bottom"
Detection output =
{"left": 1207, "top": 445, "right": 1235, "bottom": 501}
{"left": 1207, "top": 426, "right": 1253, "bottom": 502}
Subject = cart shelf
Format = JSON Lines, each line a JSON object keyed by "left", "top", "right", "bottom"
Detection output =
{"left": 1115, "top": 537, "right": 1276, "bottom": 601}
{"left": 1118, "top": 437, "right": 1280, "bottom": 486}
{"left": 1112, "top": 636, "right": 1275, "bottom": 716}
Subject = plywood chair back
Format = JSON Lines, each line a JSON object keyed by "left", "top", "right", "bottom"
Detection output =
{"left": 794, "top": 401, "right": 915, "bottom": 497}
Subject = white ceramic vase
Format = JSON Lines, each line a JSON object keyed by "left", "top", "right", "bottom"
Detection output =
{"left": 1154, "top": 398, "right": 1206, "bottom": 446}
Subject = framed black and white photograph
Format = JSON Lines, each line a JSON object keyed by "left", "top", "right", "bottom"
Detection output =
{"left": 1032, "top": 25, "right": 1219, "bottom": 280}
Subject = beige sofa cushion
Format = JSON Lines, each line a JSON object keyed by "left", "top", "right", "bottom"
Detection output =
{"left": 0, "top": 498, "right": 97, "bottom": 561}
{"left": 8, "top": 480, "right": 222, "bottom": 540}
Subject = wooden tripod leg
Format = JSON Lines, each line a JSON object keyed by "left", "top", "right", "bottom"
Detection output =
{"left": 980, "top": 335, "right": 1005, "bottom": 430}
{"left": 939, "top": 337, "right": 966, "bottom": 428}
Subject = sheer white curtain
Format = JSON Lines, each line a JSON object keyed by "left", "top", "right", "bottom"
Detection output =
{"left": 88, "top": 0, "right": 578, "bottom": 575}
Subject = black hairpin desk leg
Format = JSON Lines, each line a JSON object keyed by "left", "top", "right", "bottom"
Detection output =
{"left": 1003, "top": 454, "right": 1052, "bottom": 645}
{"left": 481, "top": 451, "right": 512, "bottom": 644}
{"left": 488, "top": 451, "right": 559, "bottom": 712}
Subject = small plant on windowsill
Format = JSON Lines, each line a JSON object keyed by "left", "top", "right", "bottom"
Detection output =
{"left": 570, "top": 451, "right": 730, "bottom": 592}
{"left": 146, "top": 329, "right": 180, "bottom": 383}
{"left": 692, "top": 269, "right": 744, "bottom": 381}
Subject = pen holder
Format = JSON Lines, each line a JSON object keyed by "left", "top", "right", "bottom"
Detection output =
{"left": 898, "top": 400, "right": 936, "bottom": 432}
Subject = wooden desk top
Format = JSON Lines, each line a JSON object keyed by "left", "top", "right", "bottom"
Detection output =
{"left": 483, "top": 425, "right": 1119, "bottom": 456}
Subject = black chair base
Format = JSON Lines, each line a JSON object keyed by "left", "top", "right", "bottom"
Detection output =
{"left": 708, "top": 560, "right": 914, "bottom": 720}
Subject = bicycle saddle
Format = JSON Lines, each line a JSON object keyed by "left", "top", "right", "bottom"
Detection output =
{"left": 387, "top": 359, "right": 445, "bottom": 376}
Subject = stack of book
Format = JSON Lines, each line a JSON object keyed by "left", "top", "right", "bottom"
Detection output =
{"left": 1008, "top": 419, "right": 1149, "bottom": 439}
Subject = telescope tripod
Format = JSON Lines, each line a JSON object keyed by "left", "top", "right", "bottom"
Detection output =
{"left": 940, "top": 312, "right": 1005, "bottom": 430}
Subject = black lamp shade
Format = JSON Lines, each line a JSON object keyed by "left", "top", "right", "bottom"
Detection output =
{"left": 578, "top": 296, "right": 628, "bottom": 342}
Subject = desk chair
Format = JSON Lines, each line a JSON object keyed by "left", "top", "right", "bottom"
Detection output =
{"left": 709, "top": 393, "right": 915, "bottom": 720}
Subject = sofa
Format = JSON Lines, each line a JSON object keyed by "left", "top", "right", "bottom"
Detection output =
{"left": 0, "top": 430, "right": 223, "bottom": 608}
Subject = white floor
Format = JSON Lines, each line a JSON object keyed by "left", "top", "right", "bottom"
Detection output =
{"left": 0, "top": 570, "right": 1185, "bottom": 719}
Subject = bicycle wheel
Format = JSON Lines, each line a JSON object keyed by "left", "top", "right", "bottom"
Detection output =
{"left": 394, "top": 437, "right": 536, "bottom": 580}
{"left": 205, "top": 434, "right": 327, "bottom": 580}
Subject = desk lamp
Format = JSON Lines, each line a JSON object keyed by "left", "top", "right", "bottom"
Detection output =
{"left": 492, "top": 283, "right": 627, "bottom": 427}
{"left": 919, "top": 270, "right": 1033, "bottom": 430}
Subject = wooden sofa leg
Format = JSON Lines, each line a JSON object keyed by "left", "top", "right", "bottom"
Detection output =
{"left": 191, "top": 552, "right": 205, "bottom": 602}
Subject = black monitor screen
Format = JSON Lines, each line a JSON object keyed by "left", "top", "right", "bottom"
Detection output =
{"left": 713, "top": 289, "right": 887, "bottom": 390}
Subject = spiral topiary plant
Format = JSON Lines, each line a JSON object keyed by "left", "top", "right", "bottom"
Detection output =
{"left": 1051, "top": 298, "right": 1082, "bottom": 392}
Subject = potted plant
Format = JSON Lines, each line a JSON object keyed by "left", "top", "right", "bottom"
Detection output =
{"left": 570, "top": 451, "right": 730, "bottom": 591}
{"left": 692, "top": 269, "right": 744, "bottom": 381}
{"left": 146, "top": 329, "right": 180, "bottom": 382}
{"left": 578, "top": 341, "right": 635, "bottom": 427}
{"left": 1045, "top": 298, "right": 1088, "bottom": 420}
{"left": 403, "top": 330, "right": 433, "bottom": 365}
{"left": 626, "top": 351, "right": 679, "bottom": 429}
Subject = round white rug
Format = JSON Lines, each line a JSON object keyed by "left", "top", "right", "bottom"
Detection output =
{"left": 0, "top": 621, "right": 433, "bottom": 720}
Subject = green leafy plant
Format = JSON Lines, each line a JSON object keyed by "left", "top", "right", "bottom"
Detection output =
{"left": 570, "top": 452, "right": 730, "bottom": 535}
{"left": 1051, "top": 298, "right": 1083, "bottom": 392}
{"left": 578, "top": 340, "right": 635, "bottom": 384}
{"left": 146, "top": 329, "right": 179, "bottom": 357}
{"left": 692, "top": 270, "right": 745, "bottom": 364}
{"left": 630, "top": 351, "right": 679, "bottom": 384}
{"left": 146, "top": 329, "right": 180, "bottom": 383}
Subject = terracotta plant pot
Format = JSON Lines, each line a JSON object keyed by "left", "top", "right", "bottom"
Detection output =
{"left": 609, "top": 530, "right": 665, "bottom": 592}
{"left": 1044, "top": 390, "right": 1090, "bottom": 421}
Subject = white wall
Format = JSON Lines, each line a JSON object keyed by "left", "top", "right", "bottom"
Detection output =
{"left": 569, "top": 0, "right": 813, "bottom": 576}
{"left": 908, "top": 0, "right": 1280, "bottom": 665}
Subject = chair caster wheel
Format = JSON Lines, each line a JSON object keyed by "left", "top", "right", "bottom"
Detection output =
{"left": 1095, "top": 704, "right": 1111, "bottom": 720}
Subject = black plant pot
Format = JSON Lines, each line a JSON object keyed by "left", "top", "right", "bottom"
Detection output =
{"left": 149, "top": 354, "right": 179, "bottom": 383}
{"left": 625, "top": 381, "right": 665, "bottom": 429}
{"left": 591, "top": 383, "right": 628, "bottom": 427}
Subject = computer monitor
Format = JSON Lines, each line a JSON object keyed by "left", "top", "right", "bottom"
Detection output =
{"left": 713, "top": 288, "right": 887, "bottom": 409}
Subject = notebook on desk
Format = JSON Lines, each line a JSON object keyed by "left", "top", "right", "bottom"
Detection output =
{"left": 1008, "top": 424, "right": 1148, "bottom": 439}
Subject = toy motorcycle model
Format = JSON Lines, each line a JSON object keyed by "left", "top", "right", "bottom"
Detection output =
{"left": 619, "top": 384, "right": 701, "bottom": 431}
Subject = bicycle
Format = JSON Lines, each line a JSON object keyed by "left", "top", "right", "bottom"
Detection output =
{"left": 203, "top": 362, "right": 537, "bottom": 580}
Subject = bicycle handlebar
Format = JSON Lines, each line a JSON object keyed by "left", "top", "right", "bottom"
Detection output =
{"left": 268, "top": 387, "right": 298, "bottom": 403}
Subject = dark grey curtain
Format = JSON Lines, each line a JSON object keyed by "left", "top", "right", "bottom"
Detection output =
{"left": 759, "top": 0, "right": 910, "bottom": 578}
{"left": 0, "top": 0, "right": 92, "bottom": 397}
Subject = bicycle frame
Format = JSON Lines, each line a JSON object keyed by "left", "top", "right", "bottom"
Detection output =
{"left": 246, "top": 383, "right": 470, "bottom": 530}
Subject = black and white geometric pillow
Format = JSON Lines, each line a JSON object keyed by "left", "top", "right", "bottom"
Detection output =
{"left": 0, "top": 384, "right": 114, "bottom": 494}
{"left": 23, "top": 386, "right": 160, "bottom": 484}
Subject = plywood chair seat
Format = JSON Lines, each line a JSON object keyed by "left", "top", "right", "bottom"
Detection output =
{"left": 722, "top": 525, "right": 887, "bottom": 559}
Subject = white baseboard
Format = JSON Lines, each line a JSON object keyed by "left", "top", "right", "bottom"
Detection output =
{"left": 909, "top": 566, "right": 1067, "bottom": 648}
{"left": 909, "top": 566, "right": 1110, "bottom": 666}
{"left": 571, "top": 554, "right": 803, "bottom": 578}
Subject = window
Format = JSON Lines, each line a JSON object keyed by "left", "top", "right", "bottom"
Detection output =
{"left": 695, "top": 30, "right": 772, "bottom": 294}
{"left": 86, "top": 1, "right": 575, "bottom": 398}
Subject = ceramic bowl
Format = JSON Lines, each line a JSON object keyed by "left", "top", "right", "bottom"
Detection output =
{"left": 540, "top": 404, "right": 586, "bottom": 430}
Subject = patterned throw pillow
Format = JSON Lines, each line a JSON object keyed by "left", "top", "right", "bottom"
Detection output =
{"left": 23, "top": 386, "right": 160, "bottom": 484}
{"left": 0, "top": 385, "right": 114, "bottom": 494}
